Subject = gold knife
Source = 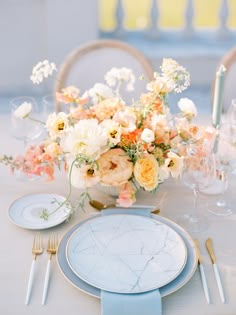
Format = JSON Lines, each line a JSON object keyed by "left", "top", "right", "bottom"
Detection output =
{"left": 205, "top": 238, "right": 225, "bottom": 303}
{"left": 194, "top": 240, "right": 210, "bottom": 304}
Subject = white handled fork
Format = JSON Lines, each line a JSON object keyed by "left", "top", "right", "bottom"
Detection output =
{"left": 25, "top": 232, "right": 43, "bottom": 305}
{"left": 42, "top": 232, "right": 58, "bottom": 305}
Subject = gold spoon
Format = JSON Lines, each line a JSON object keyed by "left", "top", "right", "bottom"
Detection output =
{"left": 89, "top": 199, "right": 116, "bottom": 210}
{"left": 89, "top": 199, "right": 160, "bottom": 214}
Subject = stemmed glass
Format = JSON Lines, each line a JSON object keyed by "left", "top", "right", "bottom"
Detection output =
{"left": 226, "top": 98, "right": 236, "bottom": 124}
{"left": 10, "top": 96, "right": 43, "bottom": 148}
{"left": 178, "top": 144, "right": 215, "bottom": 233}
{"left": 10, "top": 96, "right": 43, "bottom": 180}
{"left": 206, "top": 123, "right": 236, "bottom": 216}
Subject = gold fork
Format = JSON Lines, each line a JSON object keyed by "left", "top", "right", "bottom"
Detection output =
{"left": 42, "top": 232, "right": 58, "bottom": 305}
{"left": 25, "top": 232, "right": 43, "bottom": 305}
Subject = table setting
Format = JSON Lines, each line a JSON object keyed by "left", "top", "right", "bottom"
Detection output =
{"left": 0, "top": 57, "right": 236, "bottom": 315}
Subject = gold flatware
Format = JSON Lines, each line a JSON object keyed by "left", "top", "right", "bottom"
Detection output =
{"left": 151, "top": 208, "right": 160, "bottom": 215}
{"left": 205, "top": 238, "right": 225, "bottom": 303}
{"left": 25, "top": 232, "right": 43, "bottom": 305}
{"left": 42, "top": 233, "right": 58, "bottom": 305}
{"left": 89, "top": 199, "right": 116, "bottom": 210}
{"left": 194, "top": 239, "right": 210, "bottom": 304}
{"left": 89, "top": 199, "right": 160, "bottom": 215}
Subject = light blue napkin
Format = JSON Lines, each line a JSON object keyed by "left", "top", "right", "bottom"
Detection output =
{"left": 101, "top": 208, "right": 162, "bottom": 315}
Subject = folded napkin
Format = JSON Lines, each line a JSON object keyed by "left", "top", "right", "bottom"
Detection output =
{"left": 101, "top": 289, "right": 161, "bottom": 315}
{"left": 101, "top": 208, "right": 162, "bottom": 315}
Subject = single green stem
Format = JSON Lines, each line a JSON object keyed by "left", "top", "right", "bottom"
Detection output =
{"left": 46, "top": 158, "right": 76, "bottom": 218}
{"left": 28, "top": 116, "right": 45, "bottom": 125}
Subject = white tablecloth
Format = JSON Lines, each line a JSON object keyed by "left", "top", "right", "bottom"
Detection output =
{"left": 1, "top": 114, "right": 236, "bottom": 315}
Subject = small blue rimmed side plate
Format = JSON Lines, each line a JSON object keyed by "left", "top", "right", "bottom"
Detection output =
{"left": 8, "top": 193, "right": 71, "bottom": 230}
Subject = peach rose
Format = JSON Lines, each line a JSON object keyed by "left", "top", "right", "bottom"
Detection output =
{"left": 97, "top": 148, "right": 133, "bottom": 186}
{"left": 134, "top": 154, "right": 159, "bottom": 191}
{"left": 90, "top": 98, "right": 125, "bottom": 121}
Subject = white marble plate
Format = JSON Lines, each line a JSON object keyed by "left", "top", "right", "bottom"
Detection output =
{"left": 57, "top": 211, "right": 197, "bottom": 298}
{"left": 66, "top": 214, "right": 187, "bottom": 294}
{"left": 8, "top": 193, "right": 71, "bottom": 230}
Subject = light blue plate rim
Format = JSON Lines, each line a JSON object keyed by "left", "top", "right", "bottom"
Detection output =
{"left": 56, "top": 210, "right": 197, "bottom": 298}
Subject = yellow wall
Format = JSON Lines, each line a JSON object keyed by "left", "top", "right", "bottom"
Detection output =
{"left": 99, "top": 0, "right": 236, "bottom": 30}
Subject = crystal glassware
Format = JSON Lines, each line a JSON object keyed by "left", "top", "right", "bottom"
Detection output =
{"left": 206, "top": 123, "right": 235, "bottom": 216}
{"left": 10, "top": 96, "right": 43, "bottom": 147}
{"left": 10, "top": 96, "right": 43, "bottom": 181}
{"left": 178, "top": 144, "right": 215, "bottom": 233}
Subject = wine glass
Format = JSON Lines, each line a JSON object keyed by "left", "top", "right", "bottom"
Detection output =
{"left": 206, "top": 123, "right": 236, "bottom": 216}
{"left": 10, "top": 96, "right": 43, "bottom": 148}
{"left": 226, "top": 98, "right": 236, "bottom": 124}
{"left": 42, "top": 94, "right": 55, "bottom": 119}
{"left": 178, "top": 144, "right": 215, "bottom": 233}
{"left": 10, "top": 96, "right": 43, "bottom": 180}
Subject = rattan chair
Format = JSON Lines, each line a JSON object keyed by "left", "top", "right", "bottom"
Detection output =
{"left": 213, "top": 47, "right": 236, "bottom": 112}
{"left": 54, "top": 39, "right": 154, "bottom": 112}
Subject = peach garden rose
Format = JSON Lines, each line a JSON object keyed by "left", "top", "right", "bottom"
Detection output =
{"left": 97, "top": 148, "right": 133, "bottom": 186}
{"left": 134, "top": 154, "right": 160, "bottom": 191}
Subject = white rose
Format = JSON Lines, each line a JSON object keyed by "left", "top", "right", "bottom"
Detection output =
{"left": 178, "top": 98, "right": 197, "bottom": 118}
{"left": 141, "top": 128, "right": 155, "bottom": 143}
{"left": 13, "top": 102, "right": 32, "bottom": 119}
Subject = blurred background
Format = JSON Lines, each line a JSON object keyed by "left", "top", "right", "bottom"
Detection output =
{"left": 0, "top": 0, "right": 235, "bottom": 112}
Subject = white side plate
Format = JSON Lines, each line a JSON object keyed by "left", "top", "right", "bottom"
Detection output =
{"left": 8, "top": 193, "right": 71, "bottom": 229}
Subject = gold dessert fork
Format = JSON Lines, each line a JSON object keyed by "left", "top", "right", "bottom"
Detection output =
{"left": 25, "top": 232, "right": 43, "bottom": 305}
{"left": 42, "top": 232, "right": 58, "bottom": 305}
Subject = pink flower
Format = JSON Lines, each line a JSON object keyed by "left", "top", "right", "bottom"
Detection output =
{"left": 116, "top": 182, "right": 136, "bottom": 207}
{"left": 56, "top": 86, "right": 89, "bottom": 105}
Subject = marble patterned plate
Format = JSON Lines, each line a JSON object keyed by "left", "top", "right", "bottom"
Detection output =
{"left": 66, "top": 214, "right": 187, "bottom": 294}
{"left": 8, "top": 193, "right": 71, "bottom": 230}
{"left": 57, "top": 212, "right": 197, "bottom": 297}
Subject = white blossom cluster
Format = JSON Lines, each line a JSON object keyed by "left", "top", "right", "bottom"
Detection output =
{"left": 30, "top": 60, "right": 57, "bottom": 84}
{"left": 105, "top": 67, "right": 135, "bottom": 93}
{"left": 160, "top": 58, "right": 190, "bottom": 93}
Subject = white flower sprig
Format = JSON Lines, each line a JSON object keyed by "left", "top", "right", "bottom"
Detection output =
{"left": 105, "top": 67, "right": 135, "bottom": 95}
{"left": 30, "top": 60, "right": 57, "bottom": 84}
{"left": 13, "top": 102, "right": 32, "bottom": 119}
{"left": 161, "top": 58, "right": 190, "bottom": 93}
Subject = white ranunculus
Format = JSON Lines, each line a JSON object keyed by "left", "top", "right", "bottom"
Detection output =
{"left": 13, "top": 102, "right": 32, "bottom": 119}
{"left": 45, "top": 112, "right": 69, "bottom": 140}
{"left": 141, "top": 128, "right": 155, "bottom": 143}
{"left": 178, "top": 98, "right": 197, "bottom": 118}
{"left": 100, "top": 119, "right": 122, "bottom": 146}
{"left": 61, "top": 119, "right": 108, "bottom": 159}
{"left": 67, "top": 159, "right": 99, "bottom": 189}
{"left": 165, "top": 151, "right": 184, "bottom": 178}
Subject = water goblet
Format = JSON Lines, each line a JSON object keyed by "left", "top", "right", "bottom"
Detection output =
{"left": 10, "top": 96, "right": 43, "bottom": 147}
{"left": 10, "top": 96, "right": 43, "bottom": 181}
{"left": 206, "top": 123, "right": 235, "bottom": 216}
{"left": 226, "top": 98, "right": 236, "bottom": 124}
{"left": 178, "top": 145, "right": 215, "bottom": 233}
{"left": 42, "top": 94, "right": 55, "bottom": 119}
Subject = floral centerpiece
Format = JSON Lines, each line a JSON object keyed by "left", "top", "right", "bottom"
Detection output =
{"left": 1, "top": 58, "right": 215, "bottom": 219}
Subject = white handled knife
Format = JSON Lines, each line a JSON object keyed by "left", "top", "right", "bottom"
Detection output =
{"left": 194, "top": 240, "right": 211, "bottom": 304}
{"left": 205, "top": 238, "right": 225, "bottom": 303}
